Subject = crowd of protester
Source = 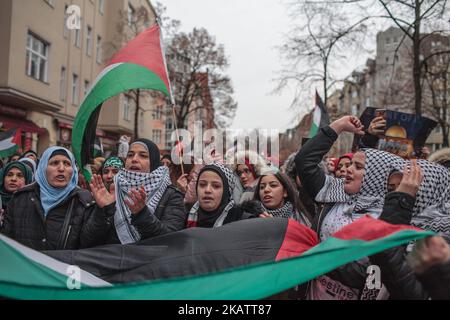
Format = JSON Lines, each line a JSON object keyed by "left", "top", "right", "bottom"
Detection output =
{"left": 0, "top": 114, "right": 449, "bottom": 299}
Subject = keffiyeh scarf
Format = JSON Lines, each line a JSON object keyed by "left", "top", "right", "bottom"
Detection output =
{"left": 262, "top": 201, "right": 298, "bottom": 219}
{"left": 187, "top": 163, "right": 236, "bottom": 228}
{"left": 114, "top": 166, "right": 171, "bottom": 244}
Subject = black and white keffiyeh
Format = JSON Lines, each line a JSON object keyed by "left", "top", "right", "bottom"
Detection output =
{"left": 316, "top": 148, "right": 450, "bottom": 235}
{"left": 114, "top": 166, "right": 171, "bottom": 244}
{"left": 262, "top": 201, "right": 299, "bottom": 220}
{"left": 187, "top": 163, "right": 236, "bottom": 228}
{"left": 316, "top": 149, "right": 404, "bottom": 216}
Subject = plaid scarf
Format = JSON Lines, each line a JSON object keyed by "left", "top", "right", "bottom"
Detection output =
{"left": 113, "top": 166, "right": 171, "bottom": 244}
{"left": 187, "top": 163, "right": 236, "bottom": 228}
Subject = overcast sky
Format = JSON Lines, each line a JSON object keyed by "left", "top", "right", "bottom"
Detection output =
{"left": 162, "top": 0, "right": 303, "bottom": 132}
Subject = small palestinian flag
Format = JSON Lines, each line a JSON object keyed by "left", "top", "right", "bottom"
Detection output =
{"left": 72, "top": 24, "right": 171, "bottom": 181}
{"left": 0, "top": 128, "right": 21, "bottom": 158}
{"left": 0, "top": 216, "right": 432, "bottom": 300}
{"left": 309, "top": 90, "right": 330, "bottom": 138}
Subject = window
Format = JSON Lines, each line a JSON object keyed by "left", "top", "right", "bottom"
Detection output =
{"left": 365, "top": 97, "right": 371, "bottom": 107}
{"left": 84, "top": 80, "right": 90, "bottom": 97}
{"left": 351, "top": 104, "right": 358, "bottom": 115}
{"left": 352, "top": 90, "right": 358, "bottom": 98}
{"left": 96, "top": 35, "right": 102, "bottom": 63}
{"left": 123, "top": 95, "right": 131, "bottom": 121}
{"left": 165, "top": 117, "right": 173, "bottom": 149}
{"left": 60, "top": 67, "right": 66, "bottom": 101}
{"left": 386, "top": 37, "right": 390, "bottom": 44}
{"left": 74, "top": 18, "right": 82, "bottom": 47}
{"left": 63, "top": 4, "right": 69, "bottom": 38}
{"left": 86, "top": 25, "right": 92, "bottom": 56}
{"left": 152, "top": 130, "right": 162, "bottom": 144}
{"left": 127, "top": 3, "right": 135, "bottom": 26}
{"left": 153, "top": 106, "right": 163, "bottom": 120}
{"left": 72, "top": 74, "right": 79, "bottom": 105}
{"left": 99, "top": 0, "right": 105, "bottom": 14}
{"left": 26, "top": 32, "right": 49, "bottom": 82}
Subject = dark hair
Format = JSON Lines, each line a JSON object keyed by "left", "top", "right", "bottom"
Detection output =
{"left": 254, "top": 171, "right": 311, "bottom": 222}
{"left": 169, "top": 162, "right": 194, "bottom": 186}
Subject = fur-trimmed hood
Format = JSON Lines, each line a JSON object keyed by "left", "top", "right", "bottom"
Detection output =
{"left": 429, "top": 148, "right": 450, "bottom": 168}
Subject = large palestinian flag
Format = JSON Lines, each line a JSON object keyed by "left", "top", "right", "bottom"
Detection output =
{"left": 72, "top": 24, "right": 171, "bottom": 180}
{"left": 0, "top": 217, "right": 432, "bottom": 300}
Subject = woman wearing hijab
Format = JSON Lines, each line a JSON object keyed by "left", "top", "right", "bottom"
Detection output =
{"left": 2, "top": 147, "right": 113, "bottom": 251}
{"left": 252, "top": 168, "right": 311, "bottom": 226}
{"left": 0, "top": 161, "right": 32, "bottom": 227}
{"left": 19, "top": 157, "right": 37, "bottom": 178}
{"left": 100, "top": 156, "right": 124, "bottom": 191}
{"left": 294, "top": 115, "right": 423, "bottom": 300}
{"left": 335, "top": 153, "right": 353, "bottom": 179}
{"left": 90, "top": 139, "right": 187, "bottom": 244}
{"left": 186, "top": 163, "right": 256, "bottom": 228}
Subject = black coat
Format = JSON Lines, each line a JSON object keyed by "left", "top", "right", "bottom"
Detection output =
{"left": 1, "top": 183, "right": 114, "bottom": 251}
{"left": 294, "top": 126, "right": 430, "bottom": 299}
{"left": 106, "top": 185, "right": 188, "bottom": 244}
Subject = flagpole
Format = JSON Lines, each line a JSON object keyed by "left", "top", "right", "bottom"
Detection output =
{"left": 156, "top": 17, "right": 185, "bottom": 176}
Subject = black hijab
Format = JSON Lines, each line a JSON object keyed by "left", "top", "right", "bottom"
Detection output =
{"left": 130, "top": 139, "right": 162, "bottom": 173}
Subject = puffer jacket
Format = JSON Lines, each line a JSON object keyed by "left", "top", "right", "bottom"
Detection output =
{"left": 1, "top": 183, "right": 114, "bottom": 251}
{"left": 106, "top": 185, "right": 188, "bottom": 244}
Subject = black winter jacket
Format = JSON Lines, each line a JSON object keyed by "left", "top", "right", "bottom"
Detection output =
{"left": 294, "top": 126, "right": 429, "bottom": 299}
{"left": 106, "top": 185, "right": 188, "bottom": 244}
{"left": 1, "top": 183, "right": 114, "bottom": 250}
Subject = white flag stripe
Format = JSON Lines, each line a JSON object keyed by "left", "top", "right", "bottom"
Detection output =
{"left": 0, "top": 136, "right": 15, "bottom": 151}
{"left": 0, "top": 234, "right": 111, "bottom": 287}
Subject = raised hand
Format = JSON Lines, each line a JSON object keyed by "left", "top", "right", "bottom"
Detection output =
{"left": 176, "top": 174, "right": 189, "bottom": 194}
{"left": 90, "top": 174, "right": 116, "bottom": 208}
{"left": 411, "top": 236, "right": 450, "bottom": 275}
{"left": 368, "top": 116, "right": 386, "bottom": 138}
{"left": 124, "top": 186, "right": 147, "bottom": 215}
{"left": 330, "top": 116, "right": 365, "bottom": 136}
{"left": 259, "top": 212, "right": 274, "bottom": 219}
{"left": 396, "top": 159, "right": 423, "bottom": 197}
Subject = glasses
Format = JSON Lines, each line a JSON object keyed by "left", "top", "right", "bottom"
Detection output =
{"left": 237, "top": 168, "right": 251, "bottom": 176}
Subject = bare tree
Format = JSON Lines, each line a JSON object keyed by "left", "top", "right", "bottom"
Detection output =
{"left": 166, "top": 28, "right": 237, "bottom": 130}
{"left": 275, "top": 0, "right": 373, "bottom": 117}
{"left": 423, "top": 44, "right": 450, "bottom": 147}
{"left": 376, "top": 0, "right": 448, "bottom": 115}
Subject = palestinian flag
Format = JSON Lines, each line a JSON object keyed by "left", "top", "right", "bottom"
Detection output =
{"left": 0, "top": 128, "right": 21, "bottom": 158}
{"left": 309, "top": 90, "right": 330, "bottom": 138}
{"left": 0, "top": 216, "right": 432, "bottom": 300}
{"left": 72, "top": 24, "right": 171, "bottom": 181}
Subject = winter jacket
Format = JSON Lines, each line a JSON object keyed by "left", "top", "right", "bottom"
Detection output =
{"left": 106, "top": 185, "right": 187, "bottom": 244}
{"left": 1, "top": 183, "right": 114, "bottom": 251}
{"left": 294, "top": 127, "right": 422, "bottom": 299}
{"left": 416, "top": 260, "right": 450, "bottom": 299}
{"left": 369, "top": 192, "right": 430, "bottom": 300}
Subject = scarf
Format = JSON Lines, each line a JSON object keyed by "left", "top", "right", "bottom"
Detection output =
{"left": 113, "top": 166, "right": 171, "bottom": 244}
{"left": 34, "top": 146, "right": 78, "bottom": 216}
{"left": 262, "top": 201, "right": 297, "bottom": 219}
{"left": 101, "top": 156, "right": 124, "bottom": 172}
{"left": 315, "top": 149, "right": 405, "bottom": 217}
{"left": 0, "top": 161, "right": 33, "bottom": 208}
{"left": 187, "top": 163, "right": 236, "bottom": 228}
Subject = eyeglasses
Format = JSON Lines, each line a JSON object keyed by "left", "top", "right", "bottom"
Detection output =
{"left": 237, "top": 168, "right": 251, "bottom": 176}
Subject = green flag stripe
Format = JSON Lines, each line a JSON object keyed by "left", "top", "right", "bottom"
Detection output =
{"left": 0, "top": 229, "right": 432, "bottom": 300}
{"left": 72, "top": 63, "right": 169, "bottom": 180}
{"left": 0, "top": 144, "right": 18, "bottom": 158}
